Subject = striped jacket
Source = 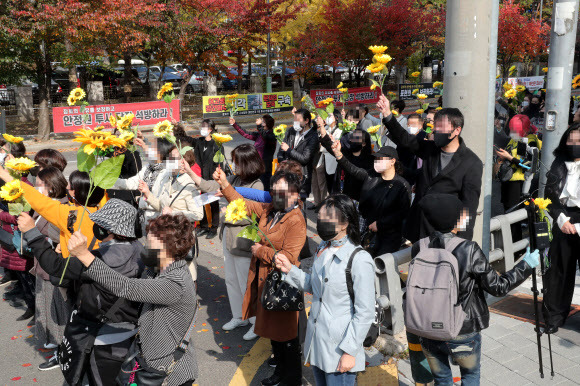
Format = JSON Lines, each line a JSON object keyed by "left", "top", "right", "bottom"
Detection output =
{"left": 85, "top": 258, "right": 198, "bottom": 386}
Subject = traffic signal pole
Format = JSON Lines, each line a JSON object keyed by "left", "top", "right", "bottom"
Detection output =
{"left": 443, "top": 1, "right": 499, "bottom": 255}
{"left": 539, "top": 0, "right": 579, "bottom": 196}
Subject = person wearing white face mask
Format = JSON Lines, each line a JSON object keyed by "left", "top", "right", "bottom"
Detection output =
{"left": 331, "top": 141, "right": 411, "bottom": 255}
{"left": 193, "top": 119, "right": 221, "bottom": 238}
{"left": 311, "top": 112, "right": 343, "bottom": 206}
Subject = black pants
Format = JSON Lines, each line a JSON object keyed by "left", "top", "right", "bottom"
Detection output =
{"left": 542, "top": 224, "right": 580, "bottom": 329}
{"left": 14, "top": 271, "right": 35, "bottom": 311}
{"left": 201, "top": 200, "right": 220, "bottom": 229}
{"left": 271, "top": 336, "right": 302, "bottom": 385}
{"left": 86, "top": 338, "right": 133, "bottom": 386}
{"left": 501, "top": 180, "right": 524, "bottom": 242}
{"left": 261, "top": 159, "right": 273, "bottom": 192}
{"left": 326, "top": 173, "right": 335, "bottom": 195}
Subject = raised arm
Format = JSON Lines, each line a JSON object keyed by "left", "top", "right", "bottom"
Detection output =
{"left": 235, "top": 187, "right": 272, "bottom": 203}
{"left": 230, "top": 117, "right": 258, "bottom": 141}
{"left": 333, "top": 141, "right": 369, "bottom": 181}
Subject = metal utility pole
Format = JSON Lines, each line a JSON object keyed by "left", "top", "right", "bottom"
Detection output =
{"left": 443, "top": 1, "right": 499, "bottom": 255}
{"left": 266, "top": 0, "right": 272, "bottom": 93}
{"left": 539, "top": 0, "right": 579, "bottom": 196}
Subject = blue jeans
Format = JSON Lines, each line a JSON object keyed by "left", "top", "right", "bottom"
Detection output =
{"left": 420, "top": 332, "right": 481, "bottom": 386}
{"left": 312, "top": 366, "right": 356, "bottom": 386}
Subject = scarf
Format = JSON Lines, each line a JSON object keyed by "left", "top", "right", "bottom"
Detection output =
{"left": 561, "top": 160, "right": 580, "bottom": 207}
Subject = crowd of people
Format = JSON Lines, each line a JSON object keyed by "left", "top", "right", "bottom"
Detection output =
{"left": 0, "top": 85, "right": 577, "bottom": 386}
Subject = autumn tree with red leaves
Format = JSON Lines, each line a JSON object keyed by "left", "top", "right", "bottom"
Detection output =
{"left": 498, "top": 0, "right": 549, "bottom": 78}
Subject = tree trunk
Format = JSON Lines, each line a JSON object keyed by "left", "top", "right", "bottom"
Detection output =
{"left": 248, "top": 52, "right": 252, "bottom": 88}
{"left": 65, "top": 40, "right": 77, "bottom": 93}
{"left": 178, "top": 71, "right": 193, "bottom": 101}
{"left": 281, "top": 44, "right": 286, "bottom": 90}
{"left": 237, "top": 48, "right": 243, "bottom": 93}
{"left": 123, "top": 52, "right": 132, "bottom": 103}
{"left": 37, "top": 41, "right": 52, "bottom": 140}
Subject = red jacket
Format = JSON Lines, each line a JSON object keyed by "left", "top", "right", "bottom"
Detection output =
{"left": 0, "top": 178, "right": 34, "bottom": 272}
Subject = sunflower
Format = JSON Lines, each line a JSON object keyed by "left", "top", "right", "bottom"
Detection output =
{"left": 157, "top": 82, "right": 174, "bottom": 100}
{"left": 273, "top": 124, "right": 287, "bottom": 136}
{"left": 109, "top": 114, "right": 118, "bottom": 129}
{"left": 370, "top": 84, "right": 377, "bottom": 91}
{"left": 542, "top": 67, "right": 548, "bottom": 73}
{"left": 153, "top": 120, "right": 174, "bottom": 138}
{"left": 435, "top": 107, "right": 443, "bottom": 111}
{"left": 73, "top": 128, "right": 120, "bottom": 155}
{"left": 0, "top": 180, "right": 24, "bottom": 202}
{"left": 366, "top": 63, "right": 385, "bottom": 73}
{"left": 516, "top": 85, "right": 526, "bottom": 92}
{"left": 416, "top": 109, "right": 425, "bottom": 114}
{"left": 573, "top": 74, "right": 580, "bottom": 84}
{"left": 503, "top": 83, "right": 513, "bottom": 91}
{"left": 541, "top": 89, "right": 546, "bottom": 93}
{"left": 534, "top": 197, "right": 552, "bottom": 210}
{"left": 426, "top": 123, "right": 434, "bottom": 130}
{"left": 117, "top": 113, "right": 135, "bottom": 131}
{"left": 119, "top": 131, "right": 135, "bottom": 143}
{"left": 337, "top": 82, "right": 344, "bottom": 89}
{"left": 433, "top": 81, "right": 444, "bottom": 88}
{"left": 417, "top": 93, "right": 428, "bottom": 100}
{"left": 70, "top": 88, "right": 86, "bottom": 101}
{"left": 339, "top": 88, "right": 348, "bottom": 93}
{"left": 2, "top": 134, "right": 24, "bottom": 144}
{"left": 67, "top": 95, "right": 77, "bottom": 106}
{"left": 509, "top": 65, "right": 516, "bottom": 74}
{"left": 5, "top": 157, "right": 37, "bottom": 173}
{"left": 504, "top": 89, "right": 517, "bottom": 99}
{"left": 374, "top": 54, "right": 392, "bottom": 65}
{"left": 318, "top": 97, "right": 335, "bottom": 107}
{"left": 368, "top": 45, "right": 388, "bottom": 55}
{"left": 391, "top": 110, "right": 399, "bottom": 117}
{"left": 367, "top": 125, "right": 380, "bottom": 134}
{"left": 410, "top": 71, "right": 421, "bottom": 78}
{"left": 225, "top": 93, "right": 239, "bottom": 102}
{"left": 412, "top": 89, "right": 419, "bottom": 95}
{"left": 212, "top": 133, "right": 233, "bottom": 145}
{"left": 225, "top": 198, "right": 248, "bottom": 224}
{"left": 301, "top": 96, "right": 306, "bottom": 102}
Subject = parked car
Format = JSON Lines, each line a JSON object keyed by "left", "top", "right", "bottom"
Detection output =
{"left": 186, "top": 71, "right": 204, "bottom": 94}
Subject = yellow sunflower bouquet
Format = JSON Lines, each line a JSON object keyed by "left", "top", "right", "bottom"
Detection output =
{"left": 503, "top": 82, "right": 527, "bottom": 110}
{"left": 368, "top": 45, "right": 393, "bottom": 95}
{"left": 273, "top": 124, "right": 288, "bottom": 144}
{"left": 225, "top": 198, "right": 277, "bottom": 251}
{"left": 212, "top": 133, "right": 233, "bottom": 163}
{"left": 337, "top": 82, "right": 349, "bottom": 107}
{"left": 2, "top": 157, "right": 37, "bottom": 216}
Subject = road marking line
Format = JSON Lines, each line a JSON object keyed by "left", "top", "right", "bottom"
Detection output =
{"left": 229, "top": 336, "right": 272, "bottom": 386}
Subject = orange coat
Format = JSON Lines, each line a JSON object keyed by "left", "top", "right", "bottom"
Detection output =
{"left": 21, "top": 183, "right": 99, "bottom": 258}
{"left": 222, "top": 185, "right": 306, "bottom": 342}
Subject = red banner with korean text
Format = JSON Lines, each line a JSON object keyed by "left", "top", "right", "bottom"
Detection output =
{"left": 52, "top": 99, "right": 181, "bottom": 133}
{"left": 309, "top": 87, "right": 380, "bottom": 107}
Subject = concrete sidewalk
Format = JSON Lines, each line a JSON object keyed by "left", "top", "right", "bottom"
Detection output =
{"left": 396, "top": 292, "right": 580, "bottom": 386}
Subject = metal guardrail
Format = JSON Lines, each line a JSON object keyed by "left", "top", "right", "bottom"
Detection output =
{"left": 374, "top": 208, "right": 530, "bottom": 335}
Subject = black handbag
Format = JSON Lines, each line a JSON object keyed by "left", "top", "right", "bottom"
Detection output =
{"left": 116, "top": 301, "right": 199, "bottom": 386}
{"left": 0, "top": 226, "right": 16, "bottom": 252}
{"left": 261, "top": 259, "right": 304, "bottom": 312}
{"left": 58, "top": 297, "right": 126, "bottom": 385}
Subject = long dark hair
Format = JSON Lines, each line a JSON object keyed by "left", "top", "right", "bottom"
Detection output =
{"left": 231, "top": 144, "right": 265, "bottom": 184}
{"left": 320, "top": 194, "right": 361, "bottom": 245}
{"left": 553, "top": 123, "right": 580, "bottom": 161}
{"left": 38, "top": 167, "right": 67, "bottom": 199}
{"left": 69, "top": 170, "right": 104, "bottom": 207}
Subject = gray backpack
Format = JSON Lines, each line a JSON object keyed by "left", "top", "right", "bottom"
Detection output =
{"left": 404, "top": 236, "right": 467, "bottom": 341}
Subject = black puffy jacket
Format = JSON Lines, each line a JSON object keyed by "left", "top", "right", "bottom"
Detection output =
{"left": 411, "top": 232, "right": 534, "bottom": 335}
{"left": 544, "top": 157, "right": 580, "bottom": 222}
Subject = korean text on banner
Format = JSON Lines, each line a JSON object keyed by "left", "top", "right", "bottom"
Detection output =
{"left": 398, "top": 83, "right": 441, "bottom": 101}
{"left": 309, "top": 87, "right": 380, "bottom": 107}
{"left": 202, "top": 92, "right": 293, "bottom": 118}
{"left": 52, "top": 99, "right": 181, "bottom": 133}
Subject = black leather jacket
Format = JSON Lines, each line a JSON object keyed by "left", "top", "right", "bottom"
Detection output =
{"left": 411, "top": 232, "right": 534, "bottom": 335}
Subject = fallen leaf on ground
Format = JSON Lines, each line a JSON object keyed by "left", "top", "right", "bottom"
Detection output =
{"left": 11, "top": 377, "right": 21, "bottom": 381}
{"left": 21, "top": 364, "right": 31, "bottom": 367}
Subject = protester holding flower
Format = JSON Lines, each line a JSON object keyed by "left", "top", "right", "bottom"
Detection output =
{"left": 213, "top": 166, "right": 306, "bottom": 386}
{"left": 229, "top": 114, "right": 277, "bottom": 190}
{"left": 193, "top": 119, "right": 221, "bottom": 239}
{"left": 185, "top": 144, "right": 264, "bottom": 341}
{"left": 543, "top": 123, "right": 580, "bottom": 333}
{"left": 312, "top": 111, "right": 343, "bottom": 204}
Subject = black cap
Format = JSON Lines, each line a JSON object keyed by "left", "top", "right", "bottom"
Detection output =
{"left": 373, "top": 146, "right": 399, "bottom": 160}
{"left": 419, "top": 193, "right": 463, "bottom": 233}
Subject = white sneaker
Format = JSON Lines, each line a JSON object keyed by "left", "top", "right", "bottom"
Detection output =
{"left": 243, "top": 324, "right": 258, "bottom": 341}
{"left": 222, "top": 318, "right": 249, "bottom": 331}
{"left": 44, "top": 343, "right": 58, "bottom": 349}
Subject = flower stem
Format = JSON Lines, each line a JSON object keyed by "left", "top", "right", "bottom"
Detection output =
{"left": 251, "top": 219, "right": 277, "bottom": 255}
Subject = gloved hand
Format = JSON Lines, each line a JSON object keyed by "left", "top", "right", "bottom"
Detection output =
{"left": 522, "top": 246, "right": 540, "bottom": 268}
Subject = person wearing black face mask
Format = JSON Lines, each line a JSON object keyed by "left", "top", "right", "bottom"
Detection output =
{"left": 376, "top": 95, "right": 483, "bottom": 243}
{"left": 215, "top": 167, "right": 307, "bottom": 386}
{"left": 19, "top": 198, "right": 144, "bottom": 385}
{"left": 543, "top": 124, "right": 580, "bottom": 333}
{"left": 318, "top": 126, "right": 374, "bottom": 202}
{"left": 274, "top": 195, "right": 376, "bottom": 384}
